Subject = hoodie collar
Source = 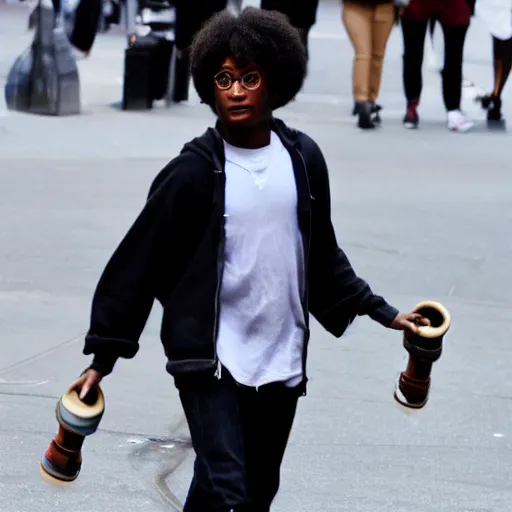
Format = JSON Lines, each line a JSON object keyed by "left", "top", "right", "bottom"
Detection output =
{"left": 180, "top": 117, "right": 301, "bottom": 172}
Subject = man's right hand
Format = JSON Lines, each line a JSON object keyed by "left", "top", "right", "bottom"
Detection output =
{"left": 71, "top": 369, "right": 103, "bottom": 401}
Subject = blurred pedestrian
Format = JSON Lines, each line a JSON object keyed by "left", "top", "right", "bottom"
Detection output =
{"left": 260, "top": 0, "right": 320, "bottom": 57}
{"left": 174, "top": 0, "right": 227, "bottom": 50}
{"left": 173, "top": 0, "right": 227, "bottom": 101}
{"left": 400, "top": 0, "right": 474, "bottom": 132}
{"left": 28, "top": 0, "right": 102, "bottom": 55}
{"left": 67, "top": 0, "right": 102, "bottom": 54}
{"left": 341, "top": 0, "right": 396, "bottom": 129}
{"left": 475, "top": 0, "right": 512, "bottom": 126}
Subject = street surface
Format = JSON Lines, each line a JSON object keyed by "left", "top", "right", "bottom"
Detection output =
{"left": 0, "top": 1, "right": 511, "bottom": 511}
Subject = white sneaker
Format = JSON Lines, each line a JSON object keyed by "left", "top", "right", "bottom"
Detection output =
{"left": 447, "top": 110, "right": 474, "bottom": 132}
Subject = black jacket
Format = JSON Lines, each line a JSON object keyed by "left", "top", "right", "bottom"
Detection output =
{"left": 83, "top": 119, "right": 398, "bottom": 390}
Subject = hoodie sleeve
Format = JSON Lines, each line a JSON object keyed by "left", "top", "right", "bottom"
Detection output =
{"left": 301, "top": 135, "right": 399, "bottom": 337}
{"left": 84, "top": 158, "right": 209, "bottom": 375}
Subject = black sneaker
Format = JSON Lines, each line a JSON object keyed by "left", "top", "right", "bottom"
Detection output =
{"left": 353, "top": 102, "right": 382, "bottom": 119}
{"left": 403, "top": 100, "right": 419, "bottom": 129}
{"left": 357, "top": 101, "right": 376, "bottom": 129}
{"left": 479, "top": 94, "right": 506, "bottom": 130}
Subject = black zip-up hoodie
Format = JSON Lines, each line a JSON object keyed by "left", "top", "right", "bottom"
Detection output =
{"left": 83, "top": 119, "right": 399, "bottom": 391}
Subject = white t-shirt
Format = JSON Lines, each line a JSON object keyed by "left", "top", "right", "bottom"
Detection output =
{"left": 216, "top": 131, "right": 307, "bottom": 388}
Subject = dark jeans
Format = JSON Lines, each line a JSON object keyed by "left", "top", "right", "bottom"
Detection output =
{"left": 261, "top": 0, "right": 319, "bottom": 57}
{"left": 260, "top": 0, "right": 319, "bottom": 29}
{"left": 401, "top": 18, "right": 468, "bottom": 111}
{"left": 175, "top": 368, "right": 300, "bottom": 512}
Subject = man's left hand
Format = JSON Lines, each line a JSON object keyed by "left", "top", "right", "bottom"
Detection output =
{"left": 390, "top": 312, "right": 430, "bottom": 334}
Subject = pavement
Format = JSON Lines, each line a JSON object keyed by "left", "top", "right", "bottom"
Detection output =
{"left": 0, "top": 1, "right": 511, "bottom": 511}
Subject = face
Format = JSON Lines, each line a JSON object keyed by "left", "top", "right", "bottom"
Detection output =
{"left": 213, "top": 57, "right": 272, "bottom": 127}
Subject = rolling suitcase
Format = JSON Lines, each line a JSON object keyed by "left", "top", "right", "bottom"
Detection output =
{"left": 122, "top": 33, "right": 174, "bottom": 110}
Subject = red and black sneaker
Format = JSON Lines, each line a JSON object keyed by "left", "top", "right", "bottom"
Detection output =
{"left": 403, "top": 100, "right": 419, "bottom": 129}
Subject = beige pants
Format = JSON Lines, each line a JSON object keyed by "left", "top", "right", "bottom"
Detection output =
{"left": 342, "top": 1, "right": 395, "bottom": 102}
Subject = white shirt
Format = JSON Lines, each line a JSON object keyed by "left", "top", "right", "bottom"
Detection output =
{"left": 216, "top": 131, "right": 307, "bottom": 388}
{"left": 476, "top": 0, "right": 512, "bottom": 40}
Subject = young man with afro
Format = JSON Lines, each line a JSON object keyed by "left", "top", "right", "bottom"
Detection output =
{"left": 75, "top": 7, "right": 428, "bottom": 512}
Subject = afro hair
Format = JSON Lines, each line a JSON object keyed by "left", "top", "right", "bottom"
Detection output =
{"left": 190, "top": 7, "right": 307, "bottom": 111}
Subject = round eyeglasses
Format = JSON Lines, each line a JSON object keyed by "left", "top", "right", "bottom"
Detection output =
{"left": 213, "top": 71, "right": 261, "bottom": 91}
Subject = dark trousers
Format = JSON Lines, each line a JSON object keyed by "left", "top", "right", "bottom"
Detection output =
{"left": 175, "top": 0, "right": 227, "bottom": 49}
{"left": 260, "top": 0, "right": 319, "bottom": 29}
{"left": 175, "top": 369, "right": 300, "bottom": 512}
{"left": 401, "top": 18, "right": 468, "bottom": 111}
{"left": 51, "top": 0, "right": 102, "bottom": 53}
{"left": 69, "top": 0, "right": 102, "bottom": 53}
